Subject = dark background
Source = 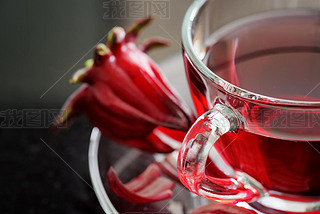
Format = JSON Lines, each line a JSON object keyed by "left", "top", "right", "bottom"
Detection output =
{"left": 0, "top": 0, "right": 191, "bottom": 213}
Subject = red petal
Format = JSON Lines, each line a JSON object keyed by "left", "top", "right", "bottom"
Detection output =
{"left": 108, "top": 163, "right": 175, "bottom": 203}
{"left": 125, "top": 16, "right": 153, "bottom": 42}
{"left": 191, "top": 203, "right": 257, "bottom": 214}
{"left": 52, "top": 85, "right": 88, "bottom": 132}
{"left": 148, "top": 57, "right": 195, "bottom": 123}
{"left": 125, "top": 163, "right": 162, "bottom": 192}
{"left": 155, "top": 151, "right": 180, "bottom": 183}
{"left": 139, "top": 37, "right": 170, "bottom": 53}
{"left": 155, "top": 126, "right": 187, "bottom": 143}
{"left": 86, "top": 95, "right": 156, "bottom": 139}
{"left": 113, "top": 45, "right": 194, "bottom": 130}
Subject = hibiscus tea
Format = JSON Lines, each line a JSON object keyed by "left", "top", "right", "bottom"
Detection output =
{"left": 184, "top": 9, "right": 320, "bottom": 197}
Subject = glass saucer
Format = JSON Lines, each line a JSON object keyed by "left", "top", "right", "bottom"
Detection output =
{"left": 88, "top": 127, "right": 213, "bottom": 213}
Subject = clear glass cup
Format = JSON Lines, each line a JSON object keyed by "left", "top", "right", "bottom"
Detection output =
{"left": 178, "top": 0, "right": 320, "bottom": 213}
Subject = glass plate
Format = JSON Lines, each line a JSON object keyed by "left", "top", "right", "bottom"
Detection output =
{"left": 88, "top": 127, "right": 215, "bottom": 213}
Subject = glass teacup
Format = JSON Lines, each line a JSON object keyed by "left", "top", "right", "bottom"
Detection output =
{"left": 178, "top": 0, "right": 320, "bottom": 213}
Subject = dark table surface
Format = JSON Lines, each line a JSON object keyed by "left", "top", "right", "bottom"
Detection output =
{"left": 2, "top": 117, "right": 105, "bottom": 214}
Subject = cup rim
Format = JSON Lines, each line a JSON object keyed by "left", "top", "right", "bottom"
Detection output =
{"left": 181, "top": 0, "right": 320, "bottom": 107}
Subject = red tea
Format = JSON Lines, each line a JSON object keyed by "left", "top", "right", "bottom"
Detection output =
{"left": 184, "top": 10, "right": 320, "bottom": 196}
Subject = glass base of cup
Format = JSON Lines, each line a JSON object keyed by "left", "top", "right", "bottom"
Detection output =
{"left": 247, "top": 195, "right": 320, "bottom": 213}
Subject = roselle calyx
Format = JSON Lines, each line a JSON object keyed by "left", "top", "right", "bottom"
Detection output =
{"left": 107, "top": 163, "right": 175, "bottom": 203}
{"left": 53, "top": 17, "right": 195, "bottom": 153}
{"left": 155, "top": 151, "right": 180, "bottom": 183}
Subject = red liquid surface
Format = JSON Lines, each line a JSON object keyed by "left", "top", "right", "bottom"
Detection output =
{"left": 215, "top": 131, "right": 320, "bottom": 196}
{"left": 185, "top": 10, "right": 320, "bottom": 196}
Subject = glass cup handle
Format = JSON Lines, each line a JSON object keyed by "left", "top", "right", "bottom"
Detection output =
{"left": 178, "top": 104, "right": 263, "bottom": 203}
